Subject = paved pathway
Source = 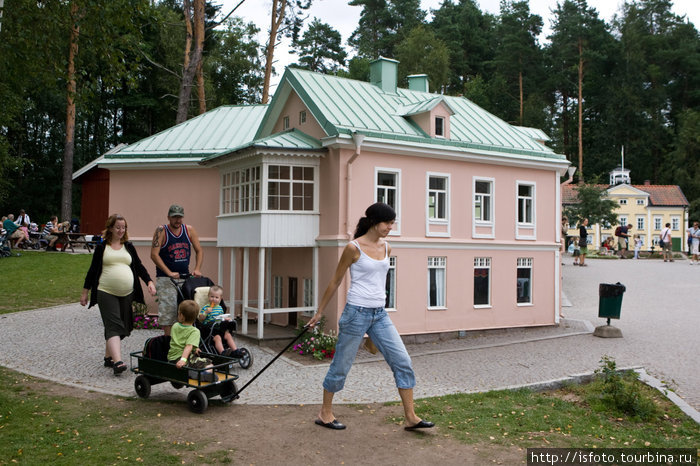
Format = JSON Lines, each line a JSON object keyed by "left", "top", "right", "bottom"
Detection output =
{"left": 1, "top": 257, "right": 698, "bottom": 410}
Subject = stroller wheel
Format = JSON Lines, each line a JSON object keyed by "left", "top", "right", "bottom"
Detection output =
{"left": 238, "top": 348, "right": 253, "bottom": 369}
{"left": 187, "top": 389, "right": 209, "bottom": 414}
{"left": 134, "top": 375, "right": 151, "bottom": 398}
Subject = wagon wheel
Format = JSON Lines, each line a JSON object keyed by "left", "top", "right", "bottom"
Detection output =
{"left": 134, "top": 375, "right": 151, "bottom": 398}
{"left": 187, "top": 389, "right": 208, "bottom": 414}
{"left": 220, "top": 380, "right": 238, "bottom": 403}
{"left": 238, "top": 348, "right": 253, "bottom": 369}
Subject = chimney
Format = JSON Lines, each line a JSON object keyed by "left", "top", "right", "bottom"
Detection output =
{"left": 407, "top": 74, "right": 429, "bottom": 92}
{"left": 369, "top": 57, "right": 399, "bottom": 94}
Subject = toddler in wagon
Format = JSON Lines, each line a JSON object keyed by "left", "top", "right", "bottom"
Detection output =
{"left": 198, "top": 285, "right": 244, "bottom": 358}
{"left": 167, "top": 300, "right": 215, "bottom": 381}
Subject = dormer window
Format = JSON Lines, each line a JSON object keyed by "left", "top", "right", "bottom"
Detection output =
{"left": 435, "top": 117, "right": 445, "bottom": 138}
{"left": 299, "top": 111, "right": 306, "bottom": 124}
{"left": 283, "top": 116, "right": 290, "bottom": 130}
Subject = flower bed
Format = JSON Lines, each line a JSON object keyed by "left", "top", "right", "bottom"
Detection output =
{"left": 290, "top": 319, "right": 337, "bottom": 360}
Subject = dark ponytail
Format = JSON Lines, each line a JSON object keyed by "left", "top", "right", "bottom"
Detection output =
{"left": 353, "top": 202, "right": 396, "bottom": 238}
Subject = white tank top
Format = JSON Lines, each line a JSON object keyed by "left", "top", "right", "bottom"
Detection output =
{"left": 346, "top": 240, "right": 389, "bottom": 308}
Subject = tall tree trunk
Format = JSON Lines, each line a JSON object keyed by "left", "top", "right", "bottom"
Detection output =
{"left": 62, "top": 1, "right": 80, "bottom": 222}
{"left": 0, "top": 0, "right": 5, "bottom": 33}
{"left": 562, "top": 89, "right": 570, "bottom": 162}
{"left": 197, "top": 59, "right": 206, "bottom": 114}
{"left": 577, "top": 38, "right": 584, "bottom": 183}
{"left": 262, "top": 0, "right": 286, "bottom": 104}
{"left": 176, "top": 0, "right": 205, "bottom": 123}
{"left": 518, "top": 69, "right": 524, "bottom": 126}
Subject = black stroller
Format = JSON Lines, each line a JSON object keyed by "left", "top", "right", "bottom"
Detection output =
{"left": 171, "top": 275, "right": 253, "bottom": 369}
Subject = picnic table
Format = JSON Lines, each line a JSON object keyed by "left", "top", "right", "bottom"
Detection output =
{"left": 56, "top": 232, "right": 97, "bottom": 253}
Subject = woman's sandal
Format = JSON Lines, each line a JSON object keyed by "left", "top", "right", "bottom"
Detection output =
{"left": 104, "top": 357, "right": 114, "bottom": 367}
{"left": 113, "top": 361, "right": 127, "bottom": 375}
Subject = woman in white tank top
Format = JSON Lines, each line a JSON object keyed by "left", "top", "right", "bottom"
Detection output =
{"left": 308, "top": 203, "right": 433, "bottom": 432}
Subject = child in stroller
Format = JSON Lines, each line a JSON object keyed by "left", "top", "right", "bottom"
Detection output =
{"left": 198, "top": 285, "right": 244, "bottom": 359}
{"left": 172, "top": 275, "right": 253, "bottom": 369}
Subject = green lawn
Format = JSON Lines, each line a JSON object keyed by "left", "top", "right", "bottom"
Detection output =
{"left": 0, "top": 251, "right": 91, "bottom": 314}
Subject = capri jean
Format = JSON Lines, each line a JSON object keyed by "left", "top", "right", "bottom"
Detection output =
{"left": 97, "top": 290, "right": 134, "bottom": 340}
{"left": 323, "top": 304, "right": 416, "bottom": 393}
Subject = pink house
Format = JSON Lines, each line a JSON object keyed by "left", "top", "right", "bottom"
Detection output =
{"left": 74, "top": 58, "right": 570, "bottom": 339}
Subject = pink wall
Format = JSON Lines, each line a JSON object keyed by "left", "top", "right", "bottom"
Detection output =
{"left": 273, "top": 91, "right": 326, "bottom": 140}
{"left": 108, "top": 167, "right": 221, "bottom": 313}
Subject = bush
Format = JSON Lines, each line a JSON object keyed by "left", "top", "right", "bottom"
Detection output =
{"left": 290, "top": 318, "right": 337, "bottom": 360}
{"left": 594, "top": 355, "right": 658, "bottom": 420}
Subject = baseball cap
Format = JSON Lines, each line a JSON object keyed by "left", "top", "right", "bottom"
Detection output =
{"left": 168, "top": 204, "right": 185, "bottom": 217}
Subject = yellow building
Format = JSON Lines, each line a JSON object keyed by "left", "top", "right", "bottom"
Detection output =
{"left": 562, "top": 179, "right": 689, "bottom": 253}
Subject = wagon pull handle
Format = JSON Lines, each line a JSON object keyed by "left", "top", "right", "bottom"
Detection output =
{"left": 236, "top": 326, "right": 310, "bottom": 396}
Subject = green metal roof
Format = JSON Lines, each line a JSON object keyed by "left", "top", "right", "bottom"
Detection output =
{"left": 202, "top": 129, "right": 323, "bottom": 163}
{"left": 397, "top": 96, "right": 455, "bottom": 117}
{"left": 261, "top": 68, "right": 563, "bottom": 160}
{"left": 108, "top": 105, "right": 267, "bottom": 159}
{"left": 514, "top": 126, "right": 552, "bottom": 142}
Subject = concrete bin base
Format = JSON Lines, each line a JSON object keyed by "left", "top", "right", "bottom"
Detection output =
{"left": 593, "top": 325, "right": 623, "bottom": 338}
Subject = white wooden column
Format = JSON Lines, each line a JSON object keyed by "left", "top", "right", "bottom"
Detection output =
{"left": 242, "top": 247, "right": 249, "bottom": 335}
{"left": 313, "top": 246, "right": 319, "bottom": 310}
{"left": 257, "top": 247, "right": 266, "bottom": 339}
{"left": 229, "top": 248, "right": 236, "bottom": 317}
{"left": 217, "top": 248, "right": 223, "bottom": 287}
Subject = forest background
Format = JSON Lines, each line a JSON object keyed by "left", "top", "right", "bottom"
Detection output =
{"left": 0, "top": 0, "right": 698, "bottom": 225}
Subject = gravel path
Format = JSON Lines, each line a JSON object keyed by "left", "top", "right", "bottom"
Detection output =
{"left": 1, "top": 257, "right": 698, "bottom": 411}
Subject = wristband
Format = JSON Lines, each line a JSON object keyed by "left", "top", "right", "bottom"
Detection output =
{"left": 180, "top": 357, "right": 187, "bottom": 362}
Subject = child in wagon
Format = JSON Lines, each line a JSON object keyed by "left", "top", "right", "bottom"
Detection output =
{"left": 167, "top": 299, "right": 215, "bottom": 381}
{"left": 198, "top": 285, "right": 244, "bottom": 358}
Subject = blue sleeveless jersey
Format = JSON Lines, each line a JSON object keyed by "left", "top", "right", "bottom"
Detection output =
{"left": 156, "top": 224, "right": 191, "bottom": 277}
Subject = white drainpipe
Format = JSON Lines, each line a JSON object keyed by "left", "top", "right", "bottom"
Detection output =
{"left": 346, "top": 131, "right": 365, "bottom": 238}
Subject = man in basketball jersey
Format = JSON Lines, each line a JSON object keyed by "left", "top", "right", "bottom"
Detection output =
{"left": 150, "top": 204, "right": 203, "bottom": 336}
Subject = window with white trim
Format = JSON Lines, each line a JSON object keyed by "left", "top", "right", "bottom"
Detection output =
{"left": 268, "top": 165, "right": 314, "bottom": 211}
{"left": 654, "top": 216, "right": 662, "bottom": 230}
{"left": 299, "top": 110, "right": 306, "bottom": 124}
{"left": 428, "top": 175, "right": 448, "bottom": 221}
{"left": 637, "top": 199, "right": 645, "bottom": 205}
{"left": 474, "top": 180, "right": 493, "bottom": 223}
{"left": 671, "top": 217, "right": 680, "bottom": 230}
{"left": 376, "top": 170, "right": 398, "bottom": 211}
{"left": 619, "top": 216, "right": 628, "bottom": 227}
{"left": 474, "top": 257, "right": 491, "bottom": 306}
{"left": 636, "top": 215, "right": 645, "bottom": 231}
{"left": 619, "top": 199, "right": 627, "bottom": 205}
{"left": 222, "top": 166, "right": 261, "bottom": 214}
{"left": 435, "top": 117, "right": 445, "bottom": 137}
{"left": 385, "top": 256, "right": 396, "bottom": 309}
{"left": 283, "top": 116, "right": 289, "bottom": 129}
{"left": 427, "top": 256, "right": 446, "bottom": 308}
{"left": 303, "top": 278, "right": 313, "bottom": 307}
{"left": 517, "top": 183, "right": 534, "bottom": 225}
{"left": 516, "top": 258, "right": 532, "bottom": 304}
{"left": 273, "top": 276, "right": 283, "bottom": 308}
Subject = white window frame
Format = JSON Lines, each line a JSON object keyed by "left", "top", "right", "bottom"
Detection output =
{"left": 473, "top": 257, "right": 491, "bottom": 308}
{"left": 637, "top": 199, "right": 645, "bottom": 205}
{"left": 636, "top": 215, "right": 645, "bottom": 231}
{"left": 426, "top": 172, "right": 450, "bottom": 237}
{"left": 619, "top": 199, "right": 627, "bottom": 205}
{"left": 516, "top": 257, "right": 533, "bottom": 306}
{"left": 302, "top": 278, "right": 314, "bottom": 316}
{"left": 221, "top": 165, "right": 261, "bottom": 214}
{"left": 435, "top": 116, "right": 445, "bottom": 138}
{"left": 385, "top": 256, "right": 397, "bottom": 311}
{"left": 516, "top": 181, "right": 536, "bottom": 240}
{"left": 266, "top": 164, "right": 316, "bottom": 212}
{"left": 654, "top": 216, "right": 662, "bottom": 231}
{"left": 671, "top": 216, "right": 680, "bottom": 230}
{"left": 473, "top": 177, "right": 495, "bottom": 238}
{"left": 273, "top": 276, "right": 283, "bottom": 308}
{"left": 283, "top": 115, "right": 290, "bottom": 129}
{"left": 619, "top": 216, "right": 628, "bottom": 228}
{"left": 299, "top": 110, "right": 306, "bottom": 125}
{"left": 427, "top": 256, "right": 446, "bottom": 310}
{"left": 375, "top": 167, "right": 401, "bottom": 235}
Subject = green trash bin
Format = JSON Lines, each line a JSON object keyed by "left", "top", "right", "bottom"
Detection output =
{"left": 598, "top": 282, "right": 626, "bottom": 322}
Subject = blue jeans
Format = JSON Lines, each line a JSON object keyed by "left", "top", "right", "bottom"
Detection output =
{"left": 323, "top": 304, "right": 416, "bottom": 393}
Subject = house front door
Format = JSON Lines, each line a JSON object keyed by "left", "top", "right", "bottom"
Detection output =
{"left": 288, "top": 277, "right": 297, "bottom": 326}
